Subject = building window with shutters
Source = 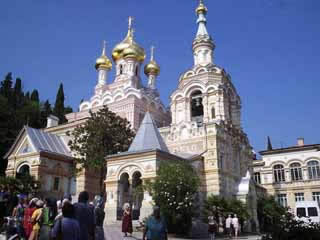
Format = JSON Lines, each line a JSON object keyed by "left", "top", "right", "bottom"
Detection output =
{"left": 273, "top": 164, "right": 285, "bottom": 183}
{"left": 290, "top": 163, "right": 303, "bottom": 181}
{"left": 295, "top": 192, "right": 305, "bottom": 202}
{"left": 254, "top": 172, "right": 261, "bottom": 184}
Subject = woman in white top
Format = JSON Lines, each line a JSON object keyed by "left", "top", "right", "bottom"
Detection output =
{"left": 231, "top": 214, "right": 239, "bottom": 238}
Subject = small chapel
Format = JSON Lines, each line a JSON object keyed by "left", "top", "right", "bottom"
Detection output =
{"left": 5, "top": 0, "right": 259, "bottom": 230}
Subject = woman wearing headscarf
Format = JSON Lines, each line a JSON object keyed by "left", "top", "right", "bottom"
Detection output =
{"left": 122, "top": 202, "right": 133, "bottom": 237}
{"left": 93, "top": 195, "right": 105, "bottom": 240}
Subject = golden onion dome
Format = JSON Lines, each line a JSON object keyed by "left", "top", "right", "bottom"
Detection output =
{"left": 112, "top": 17, "right": 145, "bottom": 63}
{"left": 95, "top": 55, "right": 112, "bottom": 70}
{"left": 196, "top": 0, "right": 208, "bottom": 15}
{"left": 95, "top": 41, "right": 112, "bottom": 70}
{"left": 144, "top": 60, "right": 160, "bottom": 76}
{"left": 144, "top": 46, "right": 160, "bottom": 76}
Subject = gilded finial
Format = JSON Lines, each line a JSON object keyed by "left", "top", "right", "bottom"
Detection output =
{"left": 150, "top": 46, "right": 155, "bottom": 61}
{"left": 102, "top": 40, "right": 106, "bottom": 56}
{"left": 196, "top": 0, "right": 208, "bottom": 15}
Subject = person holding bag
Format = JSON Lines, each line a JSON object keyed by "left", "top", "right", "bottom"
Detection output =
{"left": 51, "top": 202, "right": 80, "bottom": 240}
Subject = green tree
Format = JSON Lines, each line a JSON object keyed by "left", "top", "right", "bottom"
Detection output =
{"left": 67, "top": 106, "right": 135, "bottom": 193}
{"left": 0, "top": 95, "right": 11, "bottom": 175}
{"left": 146, "top": 160, "right": 200, "bottom": 235}
{"left": 53, "top": 83, "right": 66, "bottom": 123}
{"left": 0, "top": 72, "right": 13, "bottom": 100}
{"left": 13, "top": 78, "right": 23, "bottom": 109}
{"left": 30, "top": 89, "right": 39, "bottom": 103}
{"left": 40, "top": 100, "right": 52, "bottom": 126}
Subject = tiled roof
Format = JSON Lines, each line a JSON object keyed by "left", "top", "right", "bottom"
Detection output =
{"left": 128, "top": 112, "right": 169, "bottom": 152}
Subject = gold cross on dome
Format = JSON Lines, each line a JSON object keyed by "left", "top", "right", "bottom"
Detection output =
{"left": 128, "top": 16, "right": 134, "bottom": 30}
{"left": 150, "top": 46, "right": 155, "bottom": 61}
{"left": 102, "top": 40, "right": 106, "bottom": 55}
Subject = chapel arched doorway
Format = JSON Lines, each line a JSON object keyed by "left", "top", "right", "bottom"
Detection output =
{"left": 117, "top": 172, "right": 130, "bottom": 220}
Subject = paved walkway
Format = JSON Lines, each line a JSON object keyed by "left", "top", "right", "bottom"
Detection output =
{"left": 104, "top": 224, "right": 261, "bottom": 240}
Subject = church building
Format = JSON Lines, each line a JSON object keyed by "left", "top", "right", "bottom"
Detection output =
{"left": 5, "top": 0, "right": 258, "bottom": 229}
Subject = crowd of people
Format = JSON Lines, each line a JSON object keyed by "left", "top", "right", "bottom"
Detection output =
{"left": 1, "top": 185, "right": 243, "bottom": 240}
{"left": 0, "top": 189, "right": 105, "bottom": 240}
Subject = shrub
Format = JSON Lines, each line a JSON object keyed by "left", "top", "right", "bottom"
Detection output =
{"left": 146, "top": 160, "right": 200, "bottom": 235}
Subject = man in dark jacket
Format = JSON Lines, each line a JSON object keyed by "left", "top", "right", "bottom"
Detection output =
{"left": 74, "top": 191, "right": 95, "bottom": 240}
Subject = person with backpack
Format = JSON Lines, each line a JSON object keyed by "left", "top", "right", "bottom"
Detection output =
{"left": 29, "top": 200, "right": 44, "bottom": 240}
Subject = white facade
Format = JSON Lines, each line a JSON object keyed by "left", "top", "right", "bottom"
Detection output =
{"left": 253, "top": 138, "right": 320, "bottom": 210}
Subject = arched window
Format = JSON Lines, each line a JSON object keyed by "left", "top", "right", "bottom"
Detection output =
{"left": 273, "top": 164, "right": 285, "bottom": 183}
{"left": 308, "top": 160, "right": 320, "bottom": 180}
{"left": 135, "top": 66, "right": 138, "bottom": 76}
{"left": 120, "top": 65, "right": 123, "bottom": 74}
{"left": 190, "top": 90, "right": 203, "bottom": 125}
{"left": 211, "top": 107, "right": 216, "bottom": 119}
{"left": 16, "top": 164, "right": 30, "bottom": 179}
{"left": 290, "top": 163, "right": 303, "bottom": 181}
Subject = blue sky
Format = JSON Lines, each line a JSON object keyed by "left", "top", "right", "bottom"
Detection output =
{"left": 0, "top": 0, "right": 319, "bottom": 153}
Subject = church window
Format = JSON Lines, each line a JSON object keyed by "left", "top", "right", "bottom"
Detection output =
{"left": 190, "top": 90, "right": 203, "bottom": 125}
{"left": 211, "top": 107, "right": 216, "bottom": 119}
{"left": 120, "top": 65, "right": 123, "bottom": 74}
{"left": 308, "top": 160, "right": 320, "bottom": 180}
{"left": 273, "top": 164, "right": 285, "bottom": 183}
{"left": 135, "top": 66, "right": 138, "bottom": 76}
{"left": 290, "top": 163, "right": 303, "bottom": 181}
{"left": 53, "top": 177, "right": 60, "bottom": 191}
{"left": 254, "top": 172, "right": 261, "bottom": 184}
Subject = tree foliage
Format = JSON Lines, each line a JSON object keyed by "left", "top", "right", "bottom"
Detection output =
{"left": 67, "top": 105, "right": 135, "bottom": 193}
{"left": 0, "top": 72, "right": 73, "bottom": 175}
{"left": 203, "top": 195, "right": 249, "bottom": 222}
{"left": 258, "top": 195, "right": 320, "bottom": 240}
{"left": 146, "top": 160, "right": 200, "bottom": 235}
{"left": 0, "top": 175, "right": 41, "bottom": 195}
{"left": 53, "top": 83, "right": 69, "bottom": 124}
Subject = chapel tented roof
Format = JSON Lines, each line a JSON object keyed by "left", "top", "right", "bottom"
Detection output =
{"left": 128, "top": 112, "right": 169, "bottom": 152}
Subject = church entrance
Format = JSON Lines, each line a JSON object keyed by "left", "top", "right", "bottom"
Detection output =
{"left": 117, "top": 171, "right": 143, "bottom": 220}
